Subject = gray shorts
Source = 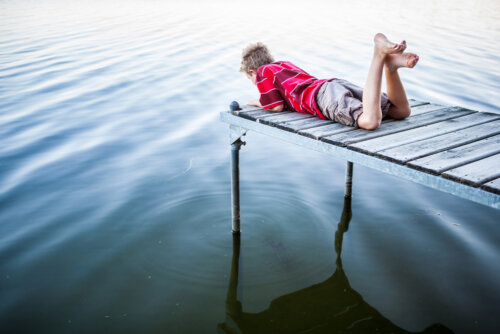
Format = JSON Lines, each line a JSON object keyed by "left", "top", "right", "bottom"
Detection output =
{"left": 316, "top": 79, "right": 391, "bottom": 127}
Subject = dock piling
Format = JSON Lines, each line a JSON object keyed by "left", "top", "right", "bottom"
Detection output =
{"left": 229, "top": 102, "right": 245, "bottom": 234}
{"left": 231, "top": 138, "right": 244, "bottom": 234}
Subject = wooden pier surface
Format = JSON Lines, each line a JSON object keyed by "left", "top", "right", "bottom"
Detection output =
{"left": 220, "top": 100, "right": 500, "bottom": 209}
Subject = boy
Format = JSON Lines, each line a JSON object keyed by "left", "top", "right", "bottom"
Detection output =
{"left": 240, "top": 33, "right": 419, "bottom": 130}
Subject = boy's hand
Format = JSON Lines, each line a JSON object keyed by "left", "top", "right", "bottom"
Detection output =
{"left": 247, "top": 99, "right": 262, "bottom": 107}
{"left": 248, "top": 99, "right": 284, "bottom": 112}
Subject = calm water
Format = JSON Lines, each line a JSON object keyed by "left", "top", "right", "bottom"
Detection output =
{"left": 1, "top": 0, "right": 499, "bottom": 333}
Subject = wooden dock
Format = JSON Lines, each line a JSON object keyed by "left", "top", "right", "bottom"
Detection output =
{"left": 220, "top": 100, "right": 500, "bottom": 232}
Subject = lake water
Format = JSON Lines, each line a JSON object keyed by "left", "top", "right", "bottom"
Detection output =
{"left": 1, "top": 0, "right": 499, "bottom": 333}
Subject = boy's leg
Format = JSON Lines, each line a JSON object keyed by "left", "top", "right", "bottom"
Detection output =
{"left": 384, "top": 53, "right": 419, "bottom": 119}
{"left": 357, "top": 33, "right": 406, "bottom": 130}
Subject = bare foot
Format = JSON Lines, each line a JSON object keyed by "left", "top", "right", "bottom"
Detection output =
{"left": 385, "top": 52, "right": 419, "bottom": 71}
{"left": 374, "top": 33, "right": 406, "bottom": 55}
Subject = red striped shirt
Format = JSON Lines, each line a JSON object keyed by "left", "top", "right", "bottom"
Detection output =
{"left": 256, "top": 61, "right": 333, "bottom": 119}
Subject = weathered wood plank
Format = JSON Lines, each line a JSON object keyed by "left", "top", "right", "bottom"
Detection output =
{"left": 231, "top": 105, "right": 264, "bottom": 115}
{"left": 296, "top": 108, "right": 406, "bottom": 140}
{"left": 258, "top": 112, "right": 314, "bottom": 124}
{"left": 322, "top": 106, "right": 473, "bottom": 147}
{"left": 239, "top": 109, "right": 292, "bottom": 120}
{"left": 408, "top": 135, "right": 500, "bottom": 174}
{"left": 409, "top": 99, "right": 429, "bottom": 107}
{"left": 482, "top": 178, "right": 500, "bottom": 195}
{"left": 299, "top": 114, "right": 402, "bottom": 139}
{"left": 377, "top": 119, "right": 500, "bottom": 163}
{"left": 408, "top": 103, "right": 446, "bottom": 116}
{"left": 239, "top": 109, "right": 275, "bottom": 116}
{"left": 298, "top": 122, "right": 355, "bottom": 139}
{"left": 351, "top": 111, "right": 497, "bottom": 153}
{"left": 442, "top": 154, "right": 500, "bottom": 186}
{"left": 237, "top": 110, "right": 281, "bottom": 120}
{"left": 296, "top": 105, "right": 412, "bottom": 140}
{"left": 255, "top": 111, "right": 298, "bottom": 119}
{"left": 276, "top": 117, "right": 333, "bottom": 132}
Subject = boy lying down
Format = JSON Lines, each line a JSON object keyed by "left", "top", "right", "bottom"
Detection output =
{"left": 240, "top": 33, "right": 419, "bottom": 130}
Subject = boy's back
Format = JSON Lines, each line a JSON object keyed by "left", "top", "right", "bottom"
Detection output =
{"left": 256, "top": 61, "right": 330, "bottom": 118}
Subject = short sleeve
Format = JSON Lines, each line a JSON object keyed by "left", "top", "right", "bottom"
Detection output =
{"left": 256, "top": 66, "right": 284, "bottom": 109}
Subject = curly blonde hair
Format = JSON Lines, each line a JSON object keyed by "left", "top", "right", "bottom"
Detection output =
{"left": 240, "top": 42, "right": 274, "bottom": 75}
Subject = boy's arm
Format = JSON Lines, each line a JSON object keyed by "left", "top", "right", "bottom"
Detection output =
{"left": 254, "top": 66, "right": 285, "bottom": 112}
{"left": 248, "top": 99, "right": 284, "bottom": 112}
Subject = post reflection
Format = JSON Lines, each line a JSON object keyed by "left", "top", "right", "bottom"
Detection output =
{"left": 217, "top": 197, "right": 454, "bottom": 333}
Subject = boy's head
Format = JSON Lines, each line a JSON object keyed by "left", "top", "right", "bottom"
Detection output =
{"left": 240, "top": 42, "right": 274, "bottom": 84}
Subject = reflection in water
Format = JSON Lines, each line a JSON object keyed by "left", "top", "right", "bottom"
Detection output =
{"left": 218, "top": 197, "right": 454, "bottom": 333}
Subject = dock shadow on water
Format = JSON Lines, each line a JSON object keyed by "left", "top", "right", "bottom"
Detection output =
{"left": 217, "top": 197, "right": 454, "bottom": 334}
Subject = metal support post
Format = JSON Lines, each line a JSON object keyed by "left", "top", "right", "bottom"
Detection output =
{"left": 345, "top": 161, "right": 353, "bottom": 198}
{"left": 228, "top": 102, "right": 246, "bottom": 233}
{"left": 231, "top": 138, "right": 244, "bottom": 233}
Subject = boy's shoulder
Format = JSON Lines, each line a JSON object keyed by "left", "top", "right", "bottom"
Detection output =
{"left": 257, "top": 61, "right": 300, "bottom": 75}
{"left": 258, "top": 61, "right": 284, "bottom": 71}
